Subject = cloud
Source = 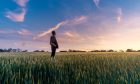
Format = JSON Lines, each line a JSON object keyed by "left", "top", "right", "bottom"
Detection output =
{"left": 64, "top": 31, "right": 83, "bottom": 40}
{"left": 64, "top": 31, "right": 80, "bottom": 40}
{"left": 5, "top": 0, "right": 29, "bottom": 22}
{"left": 69, "top": 16, "right": 88, "bottom": 25}
{"left": 93, "top": 0, "right": 100, "bottom": 8}
{"left": 34, "top": 16, "right": 88, "bottom": 39}
{"left": 17, "top": 29, "right": 32, "bottom": 36}
{"left": 14, "top": 0, "right": 29, "bottom": 7}
{"left": 62, "top": 31, "right": 85, "bottom": 41}
{"left": 116, "top": 8, "right": 123, "bottom": 23}
{"left": 5, "top": 8, "right": 27, "bottom": 22}
{"left": 64, "top": 32, "right": 75, "bottom": 38}
{"left": 34, "top": 21, "right": 67, "bottom": 39}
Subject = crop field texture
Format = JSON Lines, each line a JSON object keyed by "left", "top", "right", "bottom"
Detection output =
{"left": 0, "top": 52, "right": 140, "bottom": 84}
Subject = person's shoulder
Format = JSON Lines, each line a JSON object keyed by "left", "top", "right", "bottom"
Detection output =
{"left": 51, "top": 35, "right": 55, "bottom": 38}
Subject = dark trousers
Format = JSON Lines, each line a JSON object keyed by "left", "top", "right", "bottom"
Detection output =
{"left": 51, "top": 47, "right": 56, "bottom": 57}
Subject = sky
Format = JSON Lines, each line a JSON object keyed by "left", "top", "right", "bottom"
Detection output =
{"left": 0, "top": 0, "right": 140, "bottom": 51}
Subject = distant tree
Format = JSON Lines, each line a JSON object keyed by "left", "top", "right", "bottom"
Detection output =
{"left": 22, "top": 50, "right": 28, "bottom": 52}
{"left": 0, "top": 49, "right": 4, "bottom": 52}
{"left": 12, "top": 49, "right": 17, "bottom": 52}
{"left": 68, "top": 49, "right": 73, "bottom": 52}
{"left": 68, "top": 49, "right": 86, "bottom": 52}
{"left": 100, "top": 50, "right": 106, "bottom": 52}
{"left": 34, "top": 50, "right": 40, "bottom": 52}
{"left": 107, "top": 50, "right": 114, "bottom": 52}
{"left": 126, "top": 49, "right": 134, "bottom": 52}
{"left": 8, "top": 48, "right": 12, "bottom": 52}
{"left": 91, "top": 50, "right": 100, "bottom": 52}
{"left": 60, "top": 51, "right": 67, "bottom": 52}
{"left": 0, "top": 48, "right": 22, "bottom": 52}
{"left": 17, "top": 48, "right": 22, "bottom": 52}
{"left": 3, "top": 48, "right": 8, "bottom": 52}
{"left": 40, "top": 50, "right": 45, "bottom": 52}
{"left": 33, "top": 50, "right": 45, "bottom": 52}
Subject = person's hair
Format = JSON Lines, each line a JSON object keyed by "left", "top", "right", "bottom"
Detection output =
{"left": 52, "top": 31, "right": 56, "bottom": 35}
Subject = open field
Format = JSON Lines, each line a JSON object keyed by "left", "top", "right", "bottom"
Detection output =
{"left": 0, "top": 52, "right": 140, "bottom": 84}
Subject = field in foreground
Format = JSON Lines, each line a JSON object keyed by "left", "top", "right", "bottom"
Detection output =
{"left": 0, "top": 52, "right": 140, "bottom": 84}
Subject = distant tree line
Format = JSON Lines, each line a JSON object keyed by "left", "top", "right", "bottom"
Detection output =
{"left": 60, "top": 49, "right": 118, "bottom": 52}
{"left": 91, "top": 49, "right": 140, "bottom": 52}
{"left": 60, "top": 49, "right": 140, "bottom": 52}
{"left": 91, "top": 50, "right": 117, "bottom": 52}
{"left": 0, "top": 48, "right": 22, "bottom": 52}
{"left": 0, "top": 48, "right": 140, "bottom": 53}
{"left": 60, "top": 49, "right": 87, "bottom": 52}
{"left": 33, "top": 50, "right": 47, "bottom": 52}
{"left": 126, "top": 49, "right": 140, "bottom": 52}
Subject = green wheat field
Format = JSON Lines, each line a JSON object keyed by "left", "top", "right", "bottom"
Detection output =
{"left": 0, "top": 52, "right": 140, "bottom": 84}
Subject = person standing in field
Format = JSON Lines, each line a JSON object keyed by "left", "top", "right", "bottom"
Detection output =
{"left": 50, "top": 31, "right": 59, "bottom": 58}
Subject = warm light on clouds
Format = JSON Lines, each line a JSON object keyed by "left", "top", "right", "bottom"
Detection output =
{"left": 62, "top": 31, "right": 85, "bottom": 41}
{"left": 70, "top": 16, "right": 88, "bottom": 25}
{"left": 5, "top": 0, "right": 29, "bottom": 22}
{"left": 14, "top": 0, "right": 29, "bottom": 7}
{"left": 17, "top": 29, "right": 32, "bottom": 36}
{"left": 34, "top": 16, "right": 88, "bottom": 40}
{"left": 64, "top": 32, "right": 75, "bottom": 38}
{"left": 34, "top": 21, "right": 67, "bottom": 40}
{"left": 5, "top": 8, "right": 27, "bottom": 22}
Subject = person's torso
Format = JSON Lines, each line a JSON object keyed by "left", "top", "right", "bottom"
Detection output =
{"left": 51, "top": 36, "right": 57, "bottom": 44}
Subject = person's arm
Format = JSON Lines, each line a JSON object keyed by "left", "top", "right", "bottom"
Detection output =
{"left": 51, "top": 43, "right": 56, "bottom": 47}
{"left": 55, "top": 38, "right": 59, "bottom": 49}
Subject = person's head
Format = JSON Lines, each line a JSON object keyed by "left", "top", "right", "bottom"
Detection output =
{"left": 52, "top": 31, "right": 56, "bottom": 36}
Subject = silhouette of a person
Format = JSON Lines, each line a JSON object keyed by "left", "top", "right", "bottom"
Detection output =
{"left": 50, "top": 31, "right": 59, "bottom": 58}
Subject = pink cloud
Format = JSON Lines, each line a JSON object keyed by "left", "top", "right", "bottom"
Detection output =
{"left": 5, "top": 8, "right": 26, "bottom": 22}
{"left": 17, "top": 29, "right": 32, "bottom": 36}
{"left": 5, "top": 0, "right": 29, "bottom": 22}
{"left": 64, "top": 31, "right": 82, "bottom": 39}
{"left": 33, "top": 21, "right": 67, "bottom": 40}
{"left": 14, "top": 0, "right": 29, "bottom": 7}
{"left": 69, "top": 16, "right": 88, "bottom": 25}
{"left": 65, "top": 32, "right": 75, "bottom": 38}
{"left": 34, "top": 16, "right": 88, "bottom": 39}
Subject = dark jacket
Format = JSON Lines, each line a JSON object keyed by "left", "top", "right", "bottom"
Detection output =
{"left": 50, "top": 35, "right": 58, "bottom": 48}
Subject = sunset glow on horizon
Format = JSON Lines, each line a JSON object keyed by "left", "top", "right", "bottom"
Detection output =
{"left": 0, "top": 0, "right": 140, "bottom": 51}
